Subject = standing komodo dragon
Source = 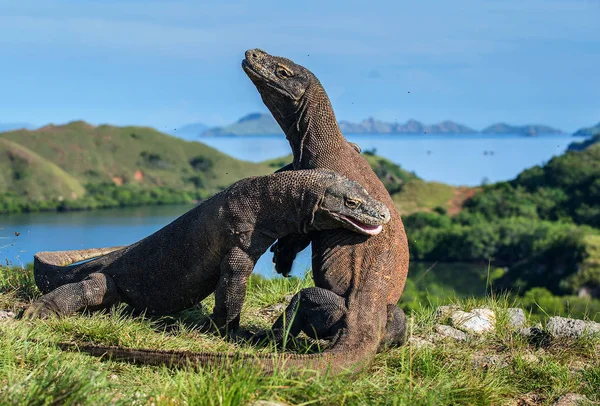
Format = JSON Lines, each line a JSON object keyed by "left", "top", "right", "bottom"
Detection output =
{"left": 241, "top": 49, "right": 410, "bottom": 356}
{"left": 24, "top": 169, "right": 391, "bottom": 340}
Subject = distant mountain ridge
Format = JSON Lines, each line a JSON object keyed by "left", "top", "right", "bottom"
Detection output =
{"left": 198, "top": 113, "right": 564, "bottom": 137}
{"left": 573, "top": 122, "right": 600, "bottom": 137}
{"left": 481, "top": 123, "right": 563, "bottom": 136}
{"left": 338, "top": 118, "right": 477, "bottom": 134}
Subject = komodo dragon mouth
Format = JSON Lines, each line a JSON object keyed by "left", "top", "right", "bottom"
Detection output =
{"left": 335, "top": 214, "right": 383, "bottom": 236}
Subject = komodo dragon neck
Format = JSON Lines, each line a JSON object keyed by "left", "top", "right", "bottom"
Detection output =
{"left": 277, "top": 83, "right": 347, "bottom": 170}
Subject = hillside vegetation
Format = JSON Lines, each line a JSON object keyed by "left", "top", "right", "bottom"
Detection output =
{"left": 402, "top": 142, "right": 600, "bottom": 309}
{"left": 0, "top": 121, "right": 272, "bottom": 213}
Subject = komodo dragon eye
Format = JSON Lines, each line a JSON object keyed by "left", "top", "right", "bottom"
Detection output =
{"left": 276, "top": 65, "right": 293, "bottom": 78}
{"left": 344, "top": 198, "right": 360, "bottom": 209}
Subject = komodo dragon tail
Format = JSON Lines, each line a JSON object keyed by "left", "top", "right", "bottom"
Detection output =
{"left": 34, "top": 246, "right": 126, "bottom": 293}
{"left": 56, "top": 341, "right": 378, "bottom": 375}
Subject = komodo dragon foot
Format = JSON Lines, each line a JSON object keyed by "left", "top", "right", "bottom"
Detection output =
{"left": 23, "top": 273, "right": 121, "bottom": 319}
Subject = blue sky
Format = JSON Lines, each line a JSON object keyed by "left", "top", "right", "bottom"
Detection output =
{"left": 0, "top": 0, "right": 598, "bottom": 132}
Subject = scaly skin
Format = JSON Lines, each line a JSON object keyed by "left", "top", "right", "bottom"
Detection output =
{"left": 24, "top": 169, "right": 391, "bottom": 337}
{"left": 242, "top": 49, "right": 410, "bottom": 357}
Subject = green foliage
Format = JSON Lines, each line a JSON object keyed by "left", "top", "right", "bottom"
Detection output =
{"left": 519, "top": 287, "right": 600, "bottom": 321}
{"left": 464, "top": 144, "right": 600, "bottom": 227}
{"left": 404, "top": 210, "right": 598, "bottom": 296}
{"left": 568, "top": 133, "right": 600, "bottom": 152}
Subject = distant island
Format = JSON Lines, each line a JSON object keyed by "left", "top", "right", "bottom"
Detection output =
{"left": 573, "top": 122, "right": 600, "bottom": 137}
{"left": 196, "top": 113, "right": 564, "bottom": 137}
{"left": 338, "top": 118, "right": 477, "bottom": 134}
{"left": 480, "top": 123, "right": 563, "bottom": 136}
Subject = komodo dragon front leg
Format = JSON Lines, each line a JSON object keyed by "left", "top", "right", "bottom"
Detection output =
{"left": 209, "top": 247, "right": 258, "bottom": 334}
{"left": 23, "top": 273, "right": 121, "bottom": 318}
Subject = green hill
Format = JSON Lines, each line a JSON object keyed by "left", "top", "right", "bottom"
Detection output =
{"left": 0, "top": 121, "right": 272, "bottom": 213}
{"left": 568, "top": 134, "right": 600, "bottom": 152}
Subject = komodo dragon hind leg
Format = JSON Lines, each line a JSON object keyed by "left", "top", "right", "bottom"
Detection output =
{"left": 256, "top": 289, "right": 407, "bottom": 350}
{"left": 253, "top": 287, "right": 347, "bottom": 346}
{"left": 23, "top": 273, "right": 121, "bottom": 319}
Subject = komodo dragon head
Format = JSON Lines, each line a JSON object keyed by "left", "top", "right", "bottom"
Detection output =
{"left": 312, "top": 170, "right": 390, "bottom": 236}
{"left": 242, "top": 49, "right": 321, "bottom": 133}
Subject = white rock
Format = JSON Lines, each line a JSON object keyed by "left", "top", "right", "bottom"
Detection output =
{"left": 450, "top": 309, "right": 495, "bottom": 334}
{"left": 506, "top": 308, "right": 527, "bottom": 329}
{"left": 435, "top": 325, "right": 468, "bottom": 341}
{"left": 0, "top": 310, "right": 15, "bottom": 321}
{"left": 472, "top": 308, "right": 496, "bottom": 323}
{"left": 546, "top": 316, "right": 600, "bottom": 339}
{"left": 250, "top": 401, "right": 291, "bottom": 406}
{"left": 407, "top": 336, "right": 434, "bottom": 349}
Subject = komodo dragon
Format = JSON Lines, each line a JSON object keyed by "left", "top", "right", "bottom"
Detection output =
{"left": 24, "top": 169, "right": 391, "bottom": 338}
{"left": 40, "top": 51, "right": 408, "bottom": 374}
{"left": 241, "top": 49, "right": 410, "bottom": 355}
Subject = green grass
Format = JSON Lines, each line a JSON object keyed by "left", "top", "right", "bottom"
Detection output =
{"left": 1, "top": 265, "right": 599, "bottom": 405}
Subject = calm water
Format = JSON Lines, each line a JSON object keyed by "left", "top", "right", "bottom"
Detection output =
{"left": 0, "top": 204, "right": 312, "bottom": 276}
{"left": 1, "top": 133, "right": 573, "bottom": 291}
{"left": 200, "top": 133, "right": 575, "bottom": 186}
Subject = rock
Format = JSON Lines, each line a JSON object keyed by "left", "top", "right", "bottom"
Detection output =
{"left": 261, "top": 303, "right": 287, "bottom": 316}
{"left": 0, "top": 310, "right": 15, "bottom": 321}
{"left": 450, "top": 309, "right": 495, "bottom": 334}
{"left": 407, "top": 336, "right": 434, "bottom": 349}
{"left": 435, "top": 305, "right": 461, "bottom": 321}
{"left": 515, "top": 392, "right": 545, "bottom": 406}
{"left": 552, "top": 393, "right": 592, "bottom": 406}
{"left": 547, "top": 316, "right": 600, "bottom": 339}
{"left": 435, "top": 325, "right": 468, "bottom": 341}
{"left": 506, "top": 308, "right": 527, "bottom": 329}
{"left": 250, "top": 401, "right": 291, "bottom": 406}
{"left": 523, "top": 353, "right": 540, "bottom": 364}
